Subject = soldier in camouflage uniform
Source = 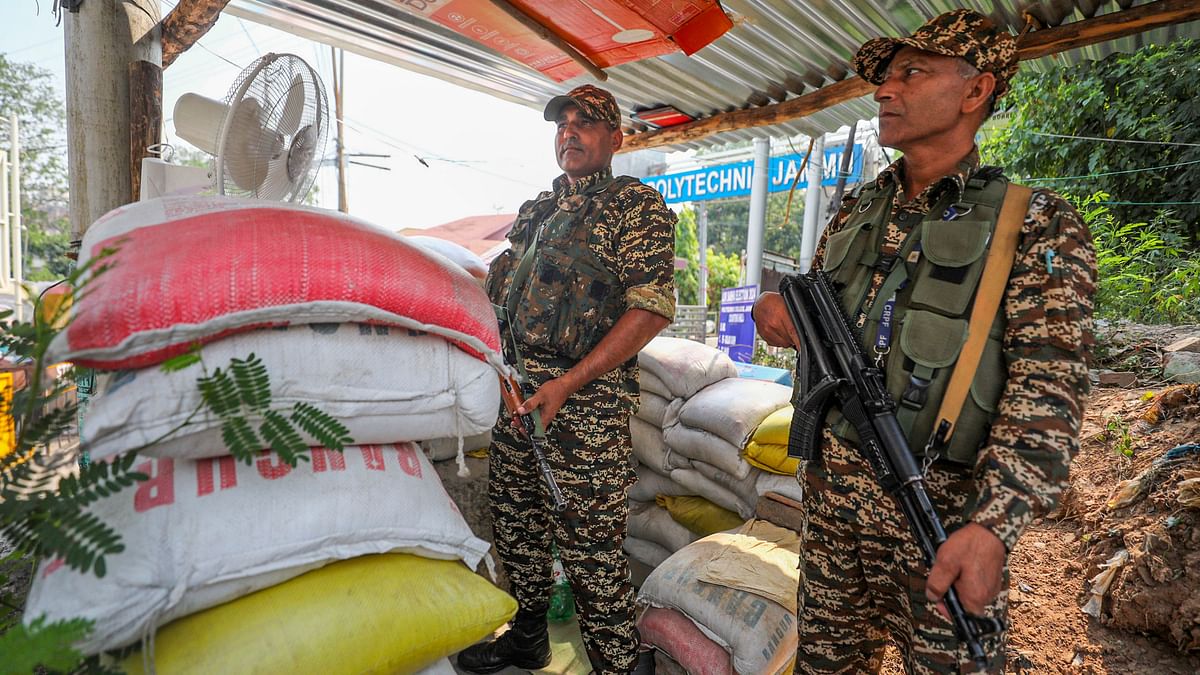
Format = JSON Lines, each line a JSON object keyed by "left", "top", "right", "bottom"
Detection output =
{"left": 754, "top": 10, "right": 1096, "bottom": 674}
{"left": 457, "top": 85, "right": 676, "bottom": 675}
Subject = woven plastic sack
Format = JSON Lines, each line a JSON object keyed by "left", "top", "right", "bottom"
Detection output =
{"left": 639, "top": 337, "right": 738, "bottom": 399}
{"left": 629, "top": 502, "right": 697, "bottom": 553}
{"left": 632, "top": 417, "right": 692, "bottom": 475}
{"left": 405, "top": 235, "right": 489, "bottom": 281}
{"left": 751, "top": 406, "right": 793, "bottom": 446}
{"left": 663, "top": 423, "right": 752, "bottom": 480}
{"left": 638, "top": 607, "right": 733, "bottom": 675}
{"left": 121, "top": 554, "right": 516, "bottom": 674}
{"left": 670, "top": 468, "right": 755, "bottom": 520}
{"left": 623, "top": 536, "right": 673, "bottom": 569}
{"left": 629, "top": 465, "right": 692, "bottom": 502}
{"left": 636, "top": 391, "right": 674, "bottom": 427}
{"left": 51, "top": 196, "right": 502, "bottom": 371}
{"left": 743, "top": 440, "right": 799, "bottom": 476}
{"left": 24, "top": 444, "right": 490, "bottom": 655}
{"left": 655, "top": 495, "right": 744, "bottom": 537}
{"left": 676, "top": 379, "right": 793, "bottom": 449}
{"left": 83, "top": 325, "right": 499, "bottom": 461}
{"left": 693, "top": 460, "right": 760, "bottom": 509}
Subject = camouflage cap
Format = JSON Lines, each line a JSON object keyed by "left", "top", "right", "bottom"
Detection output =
{"left": 543, "top": 84, "right": 622, "bottom": 128}
{"left": 852, "top": 9, "right": 1019, "bottom": 97}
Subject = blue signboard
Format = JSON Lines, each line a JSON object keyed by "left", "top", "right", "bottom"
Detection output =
{"left": 717, "top": 284, "right": 758, "bottom": 363}
{"left": 643, "top": 144, "right": 863, "bottom": 204}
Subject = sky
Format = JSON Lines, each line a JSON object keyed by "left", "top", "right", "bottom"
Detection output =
{"left": 0, "top": 1, "right": 567, "bottom": 230}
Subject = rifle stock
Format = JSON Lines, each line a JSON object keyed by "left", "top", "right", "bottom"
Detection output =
{"left": 781, "top": 270, "right": 1002, "bottom": 670}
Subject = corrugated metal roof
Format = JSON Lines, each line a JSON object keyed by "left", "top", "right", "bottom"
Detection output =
{"left": 226, "top": 0, "right": 1200, "bottom": 151}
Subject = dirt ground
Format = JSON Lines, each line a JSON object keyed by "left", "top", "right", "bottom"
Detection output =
{"left": 881, "top": 322, "right": 1200, "bottom": 674}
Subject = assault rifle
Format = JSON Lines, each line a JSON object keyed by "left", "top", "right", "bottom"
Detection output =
{"left": 495, "top": 310, "right": 567, "bottom": 512}
{"left": 779, "top": 270, "right": 1003, "bottom": 670}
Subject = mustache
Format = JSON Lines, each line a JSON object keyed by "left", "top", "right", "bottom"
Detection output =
{"left": 559, "top": 141, "right": 584, "bottom": 153}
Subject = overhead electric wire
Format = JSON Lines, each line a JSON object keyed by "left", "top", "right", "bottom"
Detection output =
{"left": 1023, "top": 158, "right": 1200, "bottom": 183}
{"left": 1028, "top": 131, "right": 1200, "bottom": 148}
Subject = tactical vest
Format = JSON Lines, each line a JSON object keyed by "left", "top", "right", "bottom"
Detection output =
{"left": 822, "top": 170, "right": 1012, "bottom": 464}
{"left": 485, "top": 175, "right": 638, "bottom": 361}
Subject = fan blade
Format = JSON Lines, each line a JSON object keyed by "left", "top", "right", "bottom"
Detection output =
{"left": 260, "top": 154, "right": 298, "bottom": 202}
{"left": 221, "top": 97, "right": 285, "bottom": 193}
{"left": 277, "top": 73, "right": 307, "bottom": 137}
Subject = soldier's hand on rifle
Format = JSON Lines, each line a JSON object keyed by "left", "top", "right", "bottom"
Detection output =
{"left": 518, "top": 377, "right": 573, "bottom": 429}
{"left": 925, "top": 522, "right": 1007, "bottom": 617}
{"left": 752, "top": 292, "right": 803, "bottom": 349}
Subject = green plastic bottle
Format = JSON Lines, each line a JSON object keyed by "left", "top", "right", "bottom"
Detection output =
{"left": 547, "top": 544, "right": 575, "bottom": 622}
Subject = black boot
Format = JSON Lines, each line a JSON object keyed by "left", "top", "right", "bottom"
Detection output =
{"left": 457, "top": 611, "right": 552, "bottom": 674}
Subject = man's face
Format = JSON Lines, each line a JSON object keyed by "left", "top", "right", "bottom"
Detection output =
{"left": 554, "top": 104, "right": 622, "bottom": 182}
{"left": 874, "top": 47, "right": 985, "bottom": 152}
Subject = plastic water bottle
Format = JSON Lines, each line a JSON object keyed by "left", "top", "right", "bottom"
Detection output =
{"left": 547, "top": 544, "right": 575, "bottom": 622}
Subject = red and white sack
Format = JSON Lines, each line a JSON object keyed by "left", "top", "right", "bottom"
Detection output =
{"left": 23, "top": 444, "right": 490, "bottom": 655}
{"left": 82, "top": 324, "right": 499, "bottom": 461}
{"left": 50, "top": 196, "right": 503, "bottom": 372}
{"left": 637, "top": 607, "right": 733, "bottom": 675}
{"left": 638, "top": 337, "right": 738, "bottom": 400}
{"left": 675, "top": 379, "right": 793, "bottom": 449}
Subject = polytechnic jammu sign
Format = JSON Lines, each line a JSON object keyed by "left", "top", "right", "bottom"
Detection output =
{"left": 643, "top": 144, "right": 863, "bottom": 204}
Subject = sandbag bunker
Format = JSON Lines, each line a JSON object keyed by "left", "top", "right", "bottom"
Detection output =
{"left": 27, "top": 196, "right": 515, "bottom": 672}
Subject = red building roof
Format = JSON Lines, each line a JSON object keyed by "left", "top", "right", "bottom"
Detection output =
{"left": 399, "top": 213, "right": 515, "bottom": 263}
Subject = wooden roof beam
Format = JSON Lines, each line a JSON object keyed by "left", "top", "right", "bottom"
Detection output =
{"left": 619, "top": 0, "right": 1200, "bottom": 152}
{"left": 162, "top": 0, "right": 233, "bottom": 69}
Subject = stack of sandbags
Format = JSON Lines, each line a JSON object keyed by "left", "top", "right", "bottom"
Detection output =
{"left": 637, "top": 520, "right": 800, "bottom": 675}
{"left": 31, "top": 196, "right": 514, "bottom": 670}
{"left": 625, "top": 338, "right": 739, "bottom": 565}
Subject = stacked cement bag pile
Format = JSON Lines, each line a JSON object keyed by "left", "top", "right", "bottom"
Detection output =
{"left": 625, "top": 338, "right": 802, "bottom": 571}
{"left": 637, "top": 519, "right": 800, "bottom": 674}
{"left": 28, "top": 196, "right": 516, "bottom": 672}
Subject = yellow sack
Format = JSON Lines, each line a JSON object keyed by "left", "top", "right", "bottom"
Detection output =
{"left": 656, "top": 494, "right": 744, "bottom": 536}
{"left": 123, "top": 553, "right": 516, "bottom": 675}
{"left": 751, "top": 406, "right": 793, "bottom": 446}
{"left": 743, "top": 440, "right": 799, "bottom": 476}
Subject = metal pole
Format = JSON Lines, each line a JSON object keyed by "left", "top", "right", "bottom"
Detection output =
{"left": 10, "top": 115, "right": 21, "bottom": 322}
{"left": 0, "top": 153, "right": 8, "bottom": 285}
{"left": 697, "top": 201, "right": 708, "bottom": 307}
{"left": 745, "top": 137, "right": 769, "bottom": 289}
{"left": 829, "top": 122, "right": 858, "bottom": 213}
{"left": 333, "top": 47, "right": 349, "bottom": 213}
{"left": 800, "top": 134, "right": 826, "bottom": 272}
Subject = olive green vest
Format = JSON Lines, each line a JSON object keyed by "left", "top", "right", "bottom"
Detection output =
{"left": 822, "top": 170, "right": 1012, "bottom": 464}
{"left": 485, "top": 175, "right": 637, "bottom": 361}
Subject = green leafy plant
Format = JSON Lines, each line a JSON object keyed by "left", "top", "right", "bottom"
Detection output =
{"left": 1104, "top": 415, "right": 1134, "bottom": 458}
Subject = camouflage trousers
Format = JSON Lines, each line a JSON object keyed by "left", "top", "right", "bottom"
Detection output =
{"left": 795, "top": 430, "right": 1008, "bottom": 674}
{"left": 489, "top": 356, "right": 640, "bottom": 675}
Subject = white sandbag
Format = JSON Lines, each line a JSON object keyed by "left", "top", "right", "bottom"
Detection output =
{"left": 623, "top": 536, "right": 673, "bottom": 569}
{"left": 421, "top": 430, "right": 493, "bottom": 462}
{"left": 405, "top": 235, "right": 488, "bottom": 281}
{"left": 629, "top": 465, "right": 692, "bottom": 502}
{"left": 631, "top": 417, "right": 692, "bottom": 475}
{"left": 82, "top": 324, "right": 499, "bottom": 461}
{"left": 639, "top": 533, "right": 798, "bottom": 675}
{"left": 640, "top": 369, "right": 672, "bottom": 399}
{"left": 24, "top": 444, "right": 490, "bottom": 655}
{"left": 670, "top": 468, "right": 755, "bottom": 520}
{"left": 636, "top": 391, "right": 672, "bottom": 427}
{"left": 676, "top": 379, "right": 793, "bottom": 449}
{"left": 693, "top": 461, "right": 760, "bottom": 511}
{"left": 662, "top": 423, "right": 752, "bottom": 480}
{"left": 756, "top": 472, "right": 805, "bottom": 504}
{"left": 638, "top": 337, "right": 738, "bottom": 399}
{"left": 628, "top": 503, "right": 698, "bottom": 553}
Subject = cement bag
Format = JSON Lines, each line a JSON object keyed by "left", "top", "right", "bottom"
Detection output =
{"left": 51, "top": 196, "right": 503, "bottom": 371}
{"left": 629, "top": 465, "right": 691, "bottom": 502}
{"left": 655, "top": 495, "right": 744, "bottom": 537}
{"left": 628, "top": 502, "right": 697, "bottom": 553}
{"left": 638, "top": 606, "right": 733, "bottom": 675}
{"left": 640, "top": 369, "right": 672, "bottom": 399}
{"left": 632, "top": 417, "right": 692, "bottom": 475}
{"left": 24, "top": 444, "right": 491, "bottom": 655}
{"left": 677, "top": 379, "right": 793, "bottom": 449}
{"left": 696, "top": 520, "right": 802, "bottom": 614}
{"left": 751, "top": 406, "right": 793, "bottom": 446}
{"left": 639, "top": 534, "right": 798, "bottom": 675}
{"left": 422, "top": 430, "right": 493, "bottom": 462}
{"left": 694, "top": 460, "right": 760, "bottom": 510}
{"left": 83, "top": 325, "right": 500, "bottom": 461}
{"left": 663, "top": 423, "right": 753, "bottom": 480}
{"left": 405, "top": 235, "right": 489, "bottom": 281}
{"left": 756, "top": 472, "right": 804, "bottom": 504}
{"left": 636, "top": 391, "right": 673, "bottom": 427}
{"left": 743, "top": 440, "right": 799, "bottom": 476}
{"left": 670, "top": 468, "right": 755, "bottom": 520}
{"left": 639, "top": 337, "right": 738, "bottom": 399}
{"left": 623, "top": 536, "right": 673, "bottom": 569}
{"left": 121, "top": 554, "right": 516, "bottom": 674}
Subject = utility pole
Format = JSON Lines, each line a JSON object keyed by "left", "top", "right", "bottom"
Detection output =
{"left": 745, "top": 137, "right": 769, "bottom": 289}
{"left": 332, "top": 47, "right": 348, "bottom": 213}
{"left": 64, "top": 0, "right": 161, "bottom": 240}
{"left": 697, "top": 201, "right": 708, "bottom": 306}
{"left": 800, "top": 134, "right": 826, "bottom": 272}
{"left": 8, "top": 115, "right": 21, "bottom": 321}
{"left": 0, "top": 152, "right": 8, "bottom": 288}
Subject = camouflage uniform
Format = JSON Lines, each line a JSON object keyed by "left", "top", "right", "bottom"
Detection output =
{"left": 793, "top": 11, "right": 1097, "bottom": 674}
{"left": 485, "top": 145, "right": 676, "bottom": 671}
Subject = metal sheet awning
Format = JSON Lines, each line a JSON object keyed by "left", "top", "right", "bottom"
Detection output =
{"left": 225, "top": 0, "right": 1200, "bottom": 151}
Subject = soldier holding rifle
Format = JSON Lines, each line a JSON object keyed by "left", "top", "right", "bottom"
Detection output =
{"left": 458, "top": 84, "right": 675, "bottom": 675}
{"left": 754, "top": 10, "right": 1096, "bottom": 673}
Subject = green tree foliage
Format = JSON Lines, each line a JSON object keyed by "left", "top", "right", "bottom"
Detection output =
{"left": 0, "top": 54, "right": 71, "bottom": 282}
{"left": 704, "top": 191, "right": 807, "bottom": 260}
{"left": 673, "top": 206, "right": 748, "bottom": 311}
{"left": 981, "top": 39, "right": 1200, "bottom": 243}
